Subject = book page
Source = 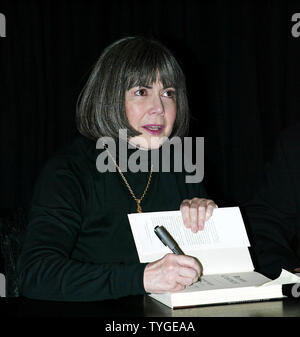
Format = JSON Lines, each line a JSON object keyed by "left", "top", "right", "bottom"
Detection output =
{"left": 183, "top": 271, "right": 270, "bottom": 293}
{"left": 189, "top": 247, "right": 253, "bottom": 275}
{"left": 261, "top": 269, "right": 300, "bottom": 286}
{"left": 128, "top": 207, "right": 253, "bottom": 273}
{"left": 128, "top": 207, "right": 250, "bottom": 258}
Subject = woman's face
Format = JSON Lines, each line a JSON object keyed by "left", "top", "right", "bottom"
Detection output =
{"left": 125, "top": 80, "right": 176, "bottom": 149}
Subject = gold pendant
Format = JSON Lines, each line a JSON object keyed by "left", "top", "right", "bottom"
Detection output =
{"left": 136, "top": 199, "right": 142, "bottom": 213}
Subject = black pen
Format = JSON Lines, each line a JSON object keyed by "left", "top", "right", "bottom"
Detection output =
{"left": 154, "top": 225, "right": 184, "bottom": 255}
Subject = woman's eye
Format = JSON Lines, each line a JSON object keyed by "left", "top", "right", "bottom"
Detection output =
{"left": 135, "top": 89, "right": 147, "bottom": 96}
{"left": 162, "top": 90, "right": 175, "bottom": 98}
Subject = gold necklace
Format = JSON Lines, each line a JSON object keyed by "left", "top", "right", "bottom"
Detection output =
{"left": 104, "top": 145, "right": 153, "bottom": 213}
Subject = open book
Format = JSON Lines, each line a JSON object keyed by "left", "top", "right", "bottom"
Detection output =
{"left": 128, "top": 207, "right": 300, "bottom": 308}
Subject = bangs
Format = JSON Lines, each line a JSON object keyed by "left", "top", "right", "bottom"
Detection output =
{"left": 124, "top": 42, "right": 183, "bottom": 90}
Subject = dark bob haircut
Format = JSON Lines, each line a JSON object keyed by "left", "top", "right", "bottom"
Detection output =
{"left": 76, "top": 36, "right": 190, "bottom": 141}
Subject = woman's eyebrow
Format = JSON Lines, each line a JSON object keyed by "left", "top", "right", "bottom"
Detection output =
{"left": 132, "top": 84, "right": 175, "bottom": 89}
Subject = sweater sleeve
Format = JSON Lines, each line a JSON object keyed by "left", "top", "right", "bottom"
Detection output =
{"left": 17, "top": 155, "right": 147, "bottom": 302}
{"left": 244, "top": 137, "right": 300, "bottom": 278}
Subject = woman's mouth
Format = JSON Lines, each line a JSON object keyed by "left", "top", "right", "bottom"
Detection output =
{"left": 142, "top": 124, "right": 165, "bottom": 135}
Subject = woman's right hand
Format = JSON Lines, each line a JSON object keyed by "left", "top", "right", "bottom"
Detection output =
{"left": 143, "top": 253, "right": 202, "bottom": 293}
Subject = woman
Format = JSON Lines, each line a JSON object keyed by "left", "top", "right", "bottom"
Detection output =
{"left": 17, "top": 36, "right": 216, "bottom": 301}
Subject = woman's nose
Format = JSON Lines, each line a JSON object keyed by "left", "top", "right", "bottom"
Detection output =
{"left": 148, "top": 95, "right": 164, "bottom": 115}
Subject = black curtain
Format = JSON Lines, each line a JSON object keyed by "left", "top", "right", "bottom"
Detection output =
{"left": 1, "top": 0, "right": 300, "bottom": 209}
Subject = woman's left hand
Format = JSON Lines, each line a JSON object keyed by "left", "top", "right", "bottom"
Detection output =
{"left": 180, "top": 198, "right": 217, "bottom": 233}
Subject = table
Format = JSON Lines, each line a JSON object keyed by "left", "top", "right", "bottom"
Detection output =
{"left": 2, "top": 292, "right": 300, "bottom": 317}
{"left": 1, "top": 294, "right": 299, "bottom": 337}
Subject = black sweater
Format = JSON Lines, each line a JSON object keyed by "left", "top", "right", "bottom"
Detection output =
{"left": 17, "top": 135, "right": 207, "bottom": 301}
{"left": 244, "top": 124, "right": 300, "bottom": 278}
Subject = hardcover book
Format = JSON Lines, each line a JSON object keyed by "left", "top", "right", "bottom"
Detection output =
{"left": 128, "top": 207, "right": 300, "bottom": 308}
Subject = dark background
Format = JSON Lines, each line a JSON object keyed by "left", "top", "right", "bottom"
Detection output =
{"left": 0, "top": 0, "right": 300, "bottom": 210}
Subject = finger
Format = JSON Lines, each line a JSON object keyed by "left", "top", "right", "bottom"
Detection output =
{"left": 180, "top": 200, "right": 191, "bottom": 228}
{"left": 172, "top": 283, "right": 186, "bottom": 292}
{"left": 178, "top": 266, "right": 198, "bottom": 279}
{"left": 197, "top": 199, "right": 208, "bottom": 231}
{"left": 176, "top": 275, "right": 198, "bottom": 287}
{"left": 189, "top": 198, "right": 200, "bottom": 232}
{"left": 175, "top": 255, "right": 201, "bottom": 277}
{"left": 205, "top": 200, "right": 217, "bottom": 221}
